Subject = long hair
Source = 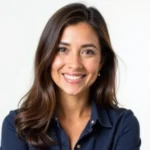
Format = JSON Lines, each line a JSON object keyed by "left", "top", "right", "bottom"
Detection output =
{"left": 15, "top": 2, "right": 118, "bottom": 149}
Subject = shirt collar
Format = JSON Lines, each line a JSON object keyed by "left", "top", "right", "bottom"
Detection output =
{"left": 51, "top": 100, "right": 112, "bottom": 128}
{"left": 91, "top": 100, "right": 112, "bottom": 128}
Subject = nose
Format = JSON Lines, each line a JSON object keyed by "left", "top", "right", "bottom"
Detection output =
{"left": 66, "top": 52, "right": 83, "bottom": 69}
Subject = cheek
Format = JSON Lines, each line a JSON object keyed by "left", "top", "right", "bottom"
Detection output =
{"left": 84, "top": 59, "right": 100, "bottom": 75}
{"left": 51, "top": 56, "right": 64, "bottom": 81}
{"left": 51, "top": 56, "right": 64, "bottom": 71}
{"left": 88, "top": 66, "right": 99, "bottom": 76}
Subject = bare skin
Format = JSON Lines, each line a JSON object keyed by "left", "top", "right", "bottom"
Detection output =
{"left": 56, "top": 90, "right": 91, "bottom": 150}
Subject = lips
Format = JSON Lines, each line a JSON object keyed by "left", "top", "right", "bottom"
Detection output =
{"left": 62, "top": 73, "right": 86, "bottom": 83}
{"left": 64, "top": 74, "right": 83, "bottom": 80}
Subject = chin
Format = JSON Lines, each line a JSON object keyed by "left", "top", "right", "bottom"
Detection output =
{"left": 65, "top": 91, "right": 81, "bottom": 96}
{"left": 63, "top": 88, "right": 84, "bottom": 96}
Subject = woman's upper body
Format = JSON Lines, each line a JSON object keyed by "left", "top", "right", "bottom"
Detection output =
{"left": 1, "top": 2, "right": 141, "bottom": 150}
{"left": 1, "top": 100, "right": 141, "bottom": 150}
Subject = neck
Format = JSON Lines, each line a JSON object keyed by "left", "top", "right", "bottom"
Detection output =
{"left": 56, "top": 91, "right": 91, "bottom": 120}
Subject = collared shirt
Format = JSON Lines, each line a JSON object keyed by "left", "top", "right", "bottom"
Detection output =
{"left": 1, "top": 101, "right": 141, "bottom": 150}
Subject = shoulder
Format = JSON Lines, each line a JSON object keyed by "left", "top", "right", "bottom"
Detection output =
{"left": 1, "top": 110, "right": 30, "bottom": 149}
{"left": 106, "top": 107, "right": 140, "bottom": 138}
{"left": 105, "top": 107, "right": 141, "bottom": 148}
{"left": 107, "top": 107, "right": 140, "bottom": 127}
{"left": 2, "top": 109, "right": 19, "bottom": 132}
{"left": 3, "top": 109, "right": 18, "bottom": 123}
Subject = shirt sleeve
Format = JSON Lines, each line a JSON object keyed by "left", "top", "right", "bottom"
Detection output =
{"left": 115, "top": 110, "right": 141, "bottom": 150}
{"left": 1, "top": 111, "right": 28, "bottom": 150}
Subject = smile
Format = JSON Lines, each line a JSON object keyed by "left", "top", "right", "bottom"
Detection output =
{"left": 62, "top": 74, "right": 86, "bottom": 83}
{"left": 64, "top": 74, "right": 83, "bottom": 80}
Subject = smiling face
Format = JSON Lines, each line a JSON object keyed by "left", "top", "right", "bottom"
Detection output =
{"left": 51, "top": 22, "right": 102, "bottom": 97}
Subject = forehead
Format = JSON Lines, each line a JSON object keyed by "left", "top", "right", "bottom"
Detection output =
{"left": 60, "top": 22, "right": 100, "bottom": 46}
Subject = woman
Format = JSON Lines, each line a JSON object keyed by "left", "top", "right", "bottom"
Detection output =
{"left": 1, "top": 3, "right": 141, "bottom": 150}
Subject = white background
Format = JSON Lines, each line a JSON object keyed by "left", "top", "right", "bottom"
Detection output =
{"left": 0, "top": 0, "right": 150, "bottom": 149}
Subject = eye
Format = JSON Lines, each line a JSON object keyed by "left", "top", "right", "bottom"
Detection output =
{"left": 82, "top": 49, "right": 95, "bottom": 56}
{"left": 57, "top": 47, "right": 67, "bottom": 53}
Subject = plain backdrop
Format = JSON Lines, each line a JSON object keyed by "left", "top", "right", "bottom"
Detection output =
{"left": 0, "top": 0, "right": 150, "bottom": 149}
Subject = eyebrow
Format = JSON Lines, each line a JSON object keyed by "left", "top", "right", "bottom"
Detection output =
{"left": 59, "top": 42, "right": 98, "bottom": 49}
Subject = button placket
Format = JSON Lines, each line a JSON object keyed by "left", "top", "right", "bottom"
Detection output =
{"left": 91, "top": 120, "right": 95, "bottom": 124}
{"left": 76, "top": 144, "right": 81, "bottom": 149}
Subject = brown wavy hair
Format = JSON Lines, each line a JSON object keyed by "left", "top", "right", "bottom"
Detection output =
{"left": 15, "top": 2, "right": 118, "bottom": 150}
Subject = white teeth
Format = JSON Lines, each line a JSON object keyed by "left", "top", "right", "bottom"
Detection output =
{"left": 64, "top": 74, "right": 83, "bottom": 80}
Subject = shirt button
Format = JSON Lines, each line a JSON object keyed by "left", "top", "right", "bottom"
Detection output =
{"left": 91, "top": 120, "right": 95, "bottom": 124}
{"left": 76, "top": 144, "right": 81, "bottom": 148}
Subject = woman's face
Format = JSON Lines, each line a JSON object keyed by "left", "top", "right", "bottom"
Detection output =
{"left": 51, "top": 22, "right": 102, "bottom": 97}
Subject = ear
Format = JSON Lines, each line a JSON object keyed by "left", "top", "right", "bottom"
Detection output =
{"left": 98, "top": 59, "right": 104, "bottom": 71}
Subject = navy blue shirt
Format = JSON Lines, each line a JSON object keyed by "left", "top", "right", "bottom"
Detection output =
{"left": 1, "top": 101, "right": 141, "bottom": 150}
